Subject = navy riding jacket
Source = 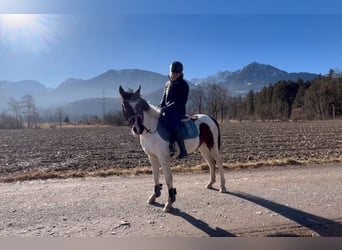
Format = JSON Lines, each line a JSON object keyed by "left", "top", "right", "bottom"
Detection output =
{"left": 159, "top": 74, "right": 189, "bottom": 129}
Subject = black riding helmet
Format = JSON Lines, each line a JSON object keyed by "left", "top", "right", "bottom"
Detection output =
{"left": 170, "top": 61, "right": 183, "bottom": 73}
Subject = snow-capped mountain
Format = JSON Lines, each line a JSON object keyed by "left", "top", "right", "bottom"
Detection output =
{"left": 191, "top": 62, "right": 318, "bottom": 95}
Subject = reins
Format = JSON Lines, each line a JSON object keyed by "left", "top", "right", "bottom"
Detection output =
{"left": 142, "top": 119, "right": 160, "bottom": 134}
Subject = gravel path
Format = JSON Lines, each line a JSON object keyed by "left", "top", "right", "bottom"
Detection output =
{"left": 0, "top": 164, "right": 341, "bottom": 237}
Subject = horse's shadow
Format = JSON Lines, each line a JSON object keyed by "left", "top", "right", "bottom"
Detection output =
{"left": 170, "top": 207, "right": 236, "bottom": 237}
{"left": 151, "top": 188, "right": 342, "bottom": 237}
{"left": 224, "top": 190, "right": 342, "bottom": 237}
{"left": 151, "top": 202, "right": 235, "bottom": 237}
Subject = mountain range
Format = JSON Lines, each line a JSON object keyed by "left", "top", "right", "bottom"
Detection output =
{"left": 192, "top": 62, "right": 318, "bottom": 94}
{"left": 0, "top": 62, "right": 319, "bottom": 117}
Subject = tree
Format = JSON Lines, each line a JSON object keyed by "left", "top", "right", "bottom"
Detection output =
{"left": 56, "top": 107, "right": 65, "bottom": 128}
{"left": 206, "top": 83, "right": 228, "bottom": 120}
{"left": 336, "top": 77, "right": 342, "bottom": 116}
{"left": 214, "top": 70, "right": 342, "bottom": 121}
{"left": 8, "top": 97, "right": 22, "bottom": 129}
{"left": 103, "top": 111, "right": 126, "bottom": 125}
{"left": 230, "top": 95, "right": 244, "bottom": 121}
{"left": 21, "top": 95, "right": 37, "bottom": 128}
{"left": 304, "top": 76, "right": 329, "bottom": 119}
{"left": 292, "top": 80, "right": 307, "bottom": 109}
{"left": 0, "top": 112, "right": 17, "bottom": 129}
{"left": 218, "top": 86, "right": 229, "bottom": 122}
{"left": 321, "top": 78, "right": 340, "bottom": 119}
{"left": 328, "top": 69, "right": 335, "bottom": 79}
{"left": 255, "top": 85, "right": 274, "bottom": 120}
{"left": 64, "top": 116, "right": 70, "bottom": 123}
{"left": 291, "top": 80, "right": 308, "bottom": 120}
{"left": 271, "top": 81, "right": 287, "bottom": 120}
{"left": 245, "top": 90, "right": 255, "bottom": 117}
{"left": 189, "top": 85, "right": 206, "bottom": 114}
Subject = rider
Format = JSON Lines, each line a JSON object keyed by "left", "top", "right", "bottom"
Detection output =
{"left": 159, "top": 61, "right": 189, "bottom": 159}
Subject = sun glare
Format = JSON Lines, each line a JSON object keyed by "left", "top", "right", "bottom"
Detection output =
{"left": 1, "top": 14, "right": 38, "bottom": 29}
{"left": 0, "top": 14, "right": 63, "bottom": 53}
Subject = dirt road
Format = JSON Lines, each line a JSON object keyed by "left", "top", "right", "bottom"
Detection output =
{"left": 0, "top": 164, "right": 341, "bottom": 237}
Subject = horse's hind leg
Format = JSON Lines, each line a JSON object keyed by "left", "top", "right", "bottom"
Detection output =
{"left": 214, "top": 151, "right": 226, "bottom": 193}
{"left": 200, "top": 147, "right": 226, "bottom": 193}
{"left": 147, "top": 155, "right": 162, "bottom": 204}
{"left": 199, "top": 147, "right": 216, "bottom": 189}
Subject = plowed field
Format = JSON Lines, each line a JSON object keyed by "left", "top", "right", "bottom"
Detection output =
{"left": 0, "top": 120, "right": 341, "bottom": 180}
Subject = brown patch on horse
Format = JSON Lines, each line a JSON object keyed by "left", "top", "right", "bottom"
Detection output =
{"left": 199, "top": 117, "right": 221, "bottom": 150}
{"left": 199, "top": 123, "right": 214, "bottom": 149}
{"left": 210, "top": 117, "right": 221, "bottom": 149}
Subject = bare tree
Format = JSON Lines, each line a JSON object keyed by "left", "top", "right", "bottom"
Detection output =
{"left": 8, "top": 97, "right": 22, "bottom": 129}
{"left": 189, "top": 85, "right": 206, "bottom": 114}
{"left": 217, "top": 85, "right": 229, "bottom": 122}
{"left": 55, "top": 107, "right": 65, "bottom": 128}
{"left": 206, "top": 83, "right": 228, "bottom": 120}
{"left": 21, "top": 95, "right": 36, "bottom": 128}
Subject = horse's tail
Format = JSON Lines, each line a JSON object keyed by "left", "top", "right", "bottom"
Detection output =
{"left": 210, "top": 116, "right": 221, "bottom": 150}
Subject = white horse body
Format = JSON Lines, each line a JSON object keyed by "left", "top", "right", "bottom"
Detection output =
{"left": 120, "top": 86, "right": 226, "bottom": 212}
{"left": 139, "top": 106, "right": 201, "bottom": 157}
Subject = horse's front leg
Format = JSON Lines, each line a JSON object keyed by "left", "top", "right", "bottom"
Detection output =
{"left": 160, "top": 159, "right": 176, "bottom": 212}
{"left": 147, "top": 155, "right": 162, "bottom": 204}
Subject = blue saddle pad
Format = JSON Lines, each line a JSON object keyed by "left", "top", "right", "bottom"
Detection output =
{"left": 158, "top": 117, "right": 198, "bottom": 142}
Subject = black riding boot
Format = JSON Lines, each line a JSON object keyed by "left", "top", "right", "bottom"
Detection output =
{"left": 174, "top": 130, "right": 187, "bottom": 159}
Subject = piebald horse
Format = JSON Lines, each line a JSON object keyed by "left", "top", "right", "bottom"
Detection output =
{"left": 119, "top": 86, "right": 226, "bottom": 212}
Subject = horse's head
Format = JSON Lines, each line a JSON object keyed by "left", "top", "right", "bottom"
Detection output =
{"left": 119, "top": 85, "right": 149, "bottom": 135}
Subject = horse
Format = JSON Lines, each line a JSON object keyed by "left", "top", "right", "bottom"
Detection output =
{"left": 119, "top": 85, "right": 226, "bottom": 212}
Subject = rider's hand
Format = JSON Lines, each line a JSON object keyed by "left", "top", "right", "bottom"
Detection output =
{"left": 160, "top": 106, "right": 166, "bottom": 114}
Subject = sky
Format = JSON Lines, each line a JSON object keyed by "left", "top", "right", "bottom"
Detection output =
{"left": 0, "top": 0, "right": 341, "bottom": 88}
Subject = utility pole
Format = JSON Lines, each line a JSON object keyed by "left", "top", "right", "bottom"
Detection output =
{"left": 102, "top": 86, "right": 106, "bottom": 121}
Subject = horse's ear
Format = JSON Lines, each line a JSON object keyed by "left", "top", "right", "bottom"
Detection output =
{"left": 119, "top": 85, "right": 125, "bottom": 97}
{"left": 135, "top": 85, "right": 141, "bottom": 96}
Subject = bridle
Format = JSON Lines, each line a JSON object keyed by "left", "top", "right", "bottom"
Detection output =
{"left": 122, "top": 98, "right": 160, "bottom": 134}
{"left": 119, "top": 85, "right": 159, "bottom": 135}
{"left": 122, "top": 98, "right": 159, "bottom": 135}
{"left": 122, "top": 100, "right": 142, "bottom": 124}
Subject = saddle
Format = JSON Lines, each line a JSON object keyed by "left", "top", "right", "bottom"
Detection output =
{"left": 158, "top": 115, "right": 199, "bottom": 142}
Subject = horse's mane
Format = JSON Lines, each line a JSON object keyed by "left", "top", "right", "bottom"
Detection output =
{"left": 140, "top": 96, "right": 160, "bottom": 118}
{"left": 139, "top": 96, "right": 152, "bottom": 111}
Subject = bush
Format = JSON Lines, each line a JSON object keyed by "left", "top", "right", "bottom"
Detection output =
{"left": 0, "top": 112, "right": 22, "bottom": 129}
{"left": 103, "top": 111, "right": 126, "bottom": 126}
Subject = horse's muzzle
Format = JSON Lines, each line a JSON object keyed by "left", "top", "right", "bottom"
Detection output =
{"left": 131, "top": 116, "right": 144, "bottom": 135}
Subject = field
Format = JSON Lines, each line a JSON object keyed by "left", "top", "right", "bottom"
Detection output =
{"left": 0, "top": 120, "right": 341, "bottom": 182}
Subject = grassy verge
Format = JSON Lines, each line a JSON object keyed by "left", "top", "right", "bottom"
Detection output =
{"left": 0, "top": 157, "right": 341, "bottom": 183}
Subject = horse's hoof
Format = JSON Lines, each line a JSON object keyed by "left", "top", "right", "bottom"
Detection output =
{"left": 219, "top": 187, "right": 227, "bottom": 193}
{"left": 147, "top": 194, "right": 156, "bottom": 204}
{"left": 206, "top": 184, "right": 213, "bottom": 189}
{"left": 147, "top": 199, "right": 155, "bottom": 204}
{"left": 163, "top": 203, "right": 173, "bottom": 212}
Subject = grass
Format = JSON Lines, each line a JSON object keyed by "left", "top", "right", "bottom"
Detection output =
{"left": 0, "top": 157, "right": 341, "bottom": 183}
